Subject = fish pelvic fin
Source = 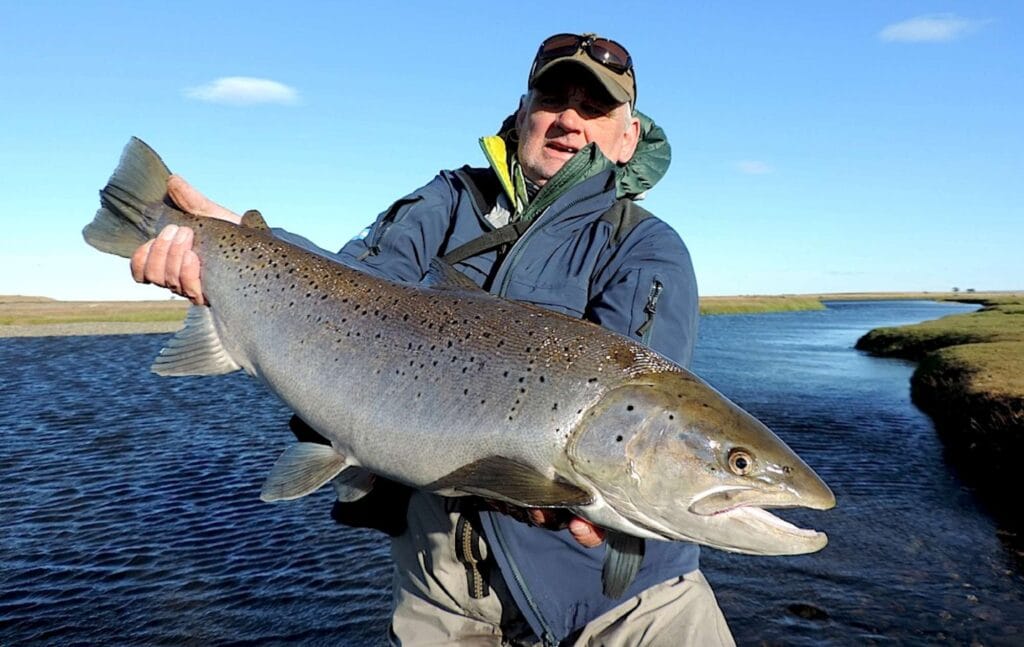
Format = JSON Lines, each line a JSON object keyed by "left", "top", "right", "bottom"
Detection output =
{"left": 83, "top": 137, "right": 173, "bottom": 258}
{"left": 151, "top": 305, "right": 241, "bottom": 376}
{"left": 261, "top": 442, "right": 349, "bottom": 502}
{"left": 427, "top": 456, "right": 593, "bottom": 508}
{"left": 602, "top": 532, "right": 645, "bottom": 599}
{"left": 331, "top": 466, "right": 376, "bottom": 502}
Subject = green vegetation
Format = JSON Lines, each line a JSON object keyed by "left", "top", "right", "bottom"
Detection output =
{"left": 856, "top": 296, "right": 1024, "bottom": 490}
{"left": 700, "top": 296, "right": 825, "bottom": 315}
{"left": 0, "top": 300, "right": 187, "bottom": 326}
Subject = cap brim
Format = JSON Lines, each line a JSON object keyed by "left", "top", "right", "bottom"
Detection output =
{"left": 530, "top": 58, "right": 633, "bottom": 105}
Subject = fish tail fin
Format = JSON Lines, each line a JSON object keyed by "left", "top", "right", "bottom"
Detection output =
{"left": 83, "top": 137, "right": 173, "bottom": 258}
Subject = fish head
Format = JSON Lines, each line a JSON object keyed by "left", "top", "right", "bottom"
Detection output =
{"left": 566, "top": 371, "right": 836, "bottom": 555}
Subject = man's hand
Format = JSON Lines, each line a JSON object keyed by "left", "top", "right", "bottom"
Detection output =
{"left": 490, "top": 503, "right": 606, "bottom": 548}
{"left": 527, "top": 509, "right": 606, "bottom": 548}
{"left": 129, "top": 175, "right": 241, "bottom": 304}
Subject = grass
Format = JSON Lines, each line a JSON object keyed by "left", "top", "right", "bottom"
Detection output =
{"left": 699, "top": 296, "right": 825, "bottom": 315}
{"left": 855, "top": 295, "right": 1024, "bottom": 492}
{"left": 0, "top": 299, "right": 188, "bottom": 326}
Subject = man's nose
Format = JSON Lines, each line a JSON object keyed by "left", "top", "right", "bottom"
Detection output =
{"left": 554, "top": 105, "right": 583, "bottom": 131}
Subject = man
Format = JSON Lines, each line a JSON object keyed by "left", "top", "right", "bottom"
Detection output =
{"left": 132, "top": 33, "right": 735, "bottom": 646}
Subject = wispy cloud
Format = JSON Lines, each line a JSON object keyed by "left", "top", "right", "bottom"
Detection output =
{"left": 736, "top": 160, "right": 772, "bottom": 175}
{"left": 184, "top": 77, "right": 300, "bottom": 105}
{"left": 878, "top": 14, "right": 987, "bottom": 43}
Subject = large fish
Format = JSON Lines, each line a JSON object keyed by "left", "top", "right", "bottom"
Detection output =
{"left": 84, "top": 138, "right": 835, "bottom": 597}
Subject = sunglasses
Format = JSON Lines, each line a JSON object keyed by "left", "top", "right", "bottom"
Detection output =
{"left": 531, "top": 33, "right": 633, "bottom": 76}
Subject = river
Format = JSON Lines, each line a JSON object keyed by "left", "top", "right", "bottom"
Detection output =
{"left": 1, "top": 300, "right": 1021, "bottom": 645}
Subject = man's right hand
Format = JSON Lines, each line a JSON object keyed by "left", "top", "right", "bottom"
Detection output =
{"left": 130, "top": 175, "right": 241, "bottom": 305}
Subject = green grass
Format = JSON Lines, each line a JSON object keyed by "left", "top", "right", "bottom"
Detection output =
{"left": 855, "top": 298, "right": 1024, "bottom": 365}
{"left": 699, "top": 296, "right": 826, "bottom": 315}
{"left": 856, "top": 297, "right": 1024, "bottom": 484}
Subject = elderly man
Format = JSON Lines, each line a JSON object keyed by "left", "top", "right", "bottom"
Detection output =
{"left": 132, "top": 33, "right": 734, "bottom": 646}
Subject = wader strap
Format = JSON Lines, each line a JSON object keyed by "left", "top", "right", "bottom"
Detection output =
{"left": 442, "top": 219, "right": 532, "bottom": 266}
{"left": 443, "top": 167, "right": 651, "bottom": 266}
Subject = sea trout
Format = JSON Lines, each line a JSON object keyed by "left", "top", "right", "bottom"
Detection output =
{"left": 84, "top": 138, "right": 835, "bottom": 597}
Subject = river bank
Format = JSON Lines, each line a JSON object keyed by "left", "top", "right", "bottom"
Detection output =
{"left": 855, "top": 295, "right": 1024, "bottom": 500}
{"left": 7, "top": 291, "right": 1017, "bottom": 336}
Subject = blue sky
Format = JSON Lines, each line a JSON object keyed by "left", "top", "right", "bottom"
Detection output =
{"left": 1, "top": 1, "right": 1020, "bottom": 299}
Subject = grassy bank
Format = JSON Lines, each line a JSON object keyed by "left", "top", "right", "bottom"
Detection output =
{"left": 855, "top": 296, "right": 1024, "bottom": 491}
{"left": 0, "top": 297, "right": 188, "bottom": 326}
{"left": 700, "top": 295, "right": 825, "bottom": 315}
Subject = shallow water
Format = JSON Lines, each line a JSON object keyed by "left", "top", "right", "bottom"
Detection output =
{"left": 1, "top": 300, "right": 1021, "bottom": 645}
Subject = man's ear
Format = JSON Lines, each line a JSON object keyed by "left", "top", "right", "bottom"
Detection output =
{"left": 616, "top": 114, "right": 642, "bottom": 164}
{"left": 514, "top": 93, "right": 528, "bottom": 132}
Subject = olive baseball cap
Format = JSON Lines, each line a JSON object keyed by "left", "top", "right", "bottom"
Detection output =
{"left": 528, "top": 33, "right": 637, "bottom": 106}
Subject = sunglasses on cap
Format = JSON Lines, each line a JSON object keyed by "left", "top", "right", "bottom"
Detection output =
{"left": 530, "top": 33, "right": 634, "bottom": 76}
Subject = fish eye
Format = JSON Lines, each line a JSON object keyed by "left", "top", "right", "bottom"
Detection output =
{"left": 728, "top": 448, "right": 754, "bottom": 476}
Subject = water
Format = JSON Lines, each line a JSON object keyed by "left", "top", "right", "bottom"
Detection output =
{"left": 2, "top": 300, "right": 1021, "bottom": 645}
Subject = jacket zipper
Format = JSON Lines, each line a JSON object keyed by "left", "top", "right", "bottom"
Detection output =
{"left": 635, "top": 279, "right": 663, "bottom": 343}
{"left": 496, "top": 193, "right": 592, "bottom": 298}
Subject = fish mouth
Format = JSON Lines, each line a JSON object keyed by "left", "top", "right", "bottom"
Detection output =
{"left": 685, "top": 487, "right": 831, "bottom": 555}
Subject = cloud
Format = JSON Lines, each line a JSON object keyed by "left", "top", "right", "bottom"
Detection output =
{"left": 184, "top": 77, "right": 299, "bottom": 105}
{"left": 736, "top": 160, "right": 772, "bottom": 175}
{"left": 878, "top": 14, "right": 987, "bottom": 43}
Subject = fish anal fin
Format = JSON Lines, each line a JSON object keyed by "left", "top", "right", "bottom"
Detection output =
{"left": 151, "top": 305, "right": 241, "bottom": 376}
{"left": 261, "top": 442, "right": 348, "bottom": 502}
{"left": 240, "top": 209, "right": 270, "bottom": 230}
{"left": 602, "top": 532, "right": 646, "bottom": 599}
{"left": 424, "top": 259, "right": 483, "bottom": 292}
{"left": 428, "top": 456, "right": 592, "bottom": 508}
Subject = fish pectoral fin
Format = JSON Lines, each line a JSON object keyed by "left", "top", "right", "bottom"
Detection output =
{"left": 602, "top": 532, "right": 646, "bottom": 599}
{"left": 428, "top": 456, "right": 593, "bottom": 508}
{"left": 331, "top": 466, "right": 375, "bottom": 502}
{"left": 260, "top": 442, "right": 349, "bottom": 502}
{"left": 151, "top": 305, "right": 242, "bottom": 376}
{"left": 423, "top": 259, "right": 485, "bottom": 292}
{"left": 240, "top": 209, "right": 270, "bottom": 230}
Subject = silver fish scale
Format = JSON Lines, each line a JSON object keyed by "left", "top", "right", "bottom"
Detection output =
{"left": 179, "top": 214, "right": 681, "bottom": 489}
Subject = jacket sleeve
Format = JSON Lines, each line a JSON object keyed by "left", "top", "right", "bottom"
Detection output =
{"left": 586, "top": 218, "right": 699, "bottom": 368}
{"left": 335, "top": 173, "right": 460, "bottom": 282}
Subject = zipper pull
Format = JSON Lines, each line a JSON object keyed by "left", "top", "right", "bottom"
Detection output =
{"left": 635, "top": 279, "right": 663, "bottom": 340}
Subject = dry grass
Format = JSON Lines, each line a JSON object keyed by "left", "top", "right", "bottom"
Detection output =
{"left": 0, "top": 298, "right": 188, "bottom": 326}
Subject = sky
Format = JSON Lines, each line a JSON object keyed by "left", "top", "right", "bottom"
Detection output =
{"left": 1, "top": 1, "right": 1021, "bottom": 300}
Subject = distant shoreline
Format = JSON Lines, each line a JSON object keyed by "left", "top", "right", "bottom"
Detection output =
{"left": 2, "top": 291, "right": 1020, "bottom": 338}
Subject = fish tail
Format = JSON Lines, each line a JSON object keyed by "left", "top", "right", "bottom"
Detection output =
{"left": 82, "top": 137, "right": 174, "bottom": 258}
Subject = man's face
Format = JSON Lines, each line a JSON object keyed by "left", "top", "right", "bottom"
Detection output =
{"left": 516, "top": 69, "right": 640, "bottom": 187}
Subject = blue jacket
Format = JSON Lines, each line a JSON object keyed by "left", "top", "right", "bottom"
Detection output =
{"left": 281, "top": 165, "right": 700, "bottom": 644}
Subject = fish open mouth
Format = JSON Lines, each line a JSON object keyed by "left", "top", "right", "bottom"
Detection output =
{"left": 722, "top": 505, "right": 825, "bottom": 540}
{"left": 683, "top": 487, "right": 829, "bottom": 554}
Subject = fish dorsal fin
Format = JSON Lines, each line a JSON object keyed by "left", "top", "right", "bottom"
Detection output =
{"left": 151, "top": 305, "right": 241, "bottom": 376}
{"left": 260, "top": 442, "right": 349, "bottom": 502}
{"left": 423, "top": 259, "right": 483, "bottom": 292}
{"left": 427, "top": 456, "right": 593, "bottom": 508}
{"left": 240, "top": 209, "right": 270, "bottom": 230}
{"left": 602, "top": 532, "right": 646, "bottom": 598}
{"left": 331, "top": 467, "right": 376, "bottom": 502}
